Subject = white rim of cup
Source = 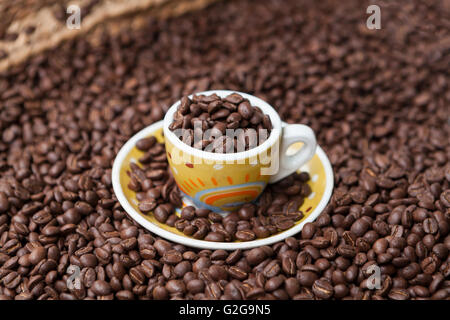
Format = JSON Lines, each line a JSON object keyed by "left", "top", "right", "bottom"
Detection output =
{"left": 112, "top": 120, "right": 334, "bottom": 250}
{"left": 163, "top": 90, "right": 282, "bottom": 162}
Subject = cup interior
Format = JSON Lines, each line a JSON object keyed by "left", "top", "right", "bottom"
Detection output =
{"left": 163, "top": 90, "right": 282, "bottom": 161}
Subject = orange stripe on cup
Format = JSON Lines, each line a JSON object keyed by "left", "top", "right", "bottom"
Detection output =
{"left": 188, "top": 179, "right": 198, "bottom": 188}
{"left": 183, "top": 182, "right": 192, "bottom": 191}
{"left": 211, "top": 177, "right": 218, "bottom": 186}
{"left": 245, "top": 174, "right": 250, "bottom": 182}
{"left": 227, "top": 176, "right": 233, "bottom": 185}
{"left": 177, "top": 184, "right": 188, "bottom": 195}
{"left": 205, "top": 190, "right": 258, "bottom": 205}
{"left": 197, "top": 178, "right": 205, "bottom": 187}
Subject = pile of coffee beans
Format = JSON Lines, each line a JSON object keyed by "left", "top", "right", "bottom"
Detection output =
{"left": 169, "top": 93, "right": 272, "bottom": 152}
{"left": 0, "top": 0, "right": 449, "bottom": 300}
{"left": 130, "top": 138, "right": 310, "bottom": 241}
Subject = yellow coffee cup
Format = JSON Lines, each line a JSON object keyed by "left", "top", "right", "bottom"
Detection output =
{"left": 163, "top": 90, "right": 317, "bottom": 213}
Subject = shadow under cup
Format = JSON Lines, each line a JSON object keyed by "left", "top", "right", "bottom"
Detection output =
{"left": 163, "top": 90, "right": 285, "bottom": 214}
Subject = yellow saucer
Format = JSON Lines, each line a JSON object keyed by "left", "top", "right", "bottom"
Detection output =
{"left": 112, "top": 120, "right": 334, "bottom": 250}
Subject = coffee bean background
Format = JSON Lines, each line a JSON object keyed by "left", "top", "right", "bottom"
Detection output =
{"left": 0, "top": 0, "right": 449, "bottom": 300}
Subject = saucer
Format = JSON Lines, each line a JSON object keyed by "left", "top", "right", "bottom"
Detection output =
{"left": 112, "top": 120, "right": 334, "bottom": 250}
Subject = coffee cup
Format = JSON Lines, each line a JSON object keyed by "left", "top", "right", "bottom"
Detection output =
{"left": 163, "top": 90, "right": 317, "bottom": 213}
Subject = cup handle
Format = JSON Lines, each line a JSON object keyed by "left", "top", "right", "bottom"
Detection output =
{"left": 268, "top": 123, "right": 317, "bottom": 184}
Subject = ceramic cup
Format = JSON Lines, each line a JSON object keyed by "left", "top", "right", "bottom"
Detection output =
{"left": 163, "top": 90, "right": 317, "bottom": 213}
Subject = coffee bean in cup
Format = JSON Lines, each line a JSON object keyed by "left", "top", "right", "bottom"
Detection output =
{"left": 169, "top": 93, "right": 272, "bottom": 152}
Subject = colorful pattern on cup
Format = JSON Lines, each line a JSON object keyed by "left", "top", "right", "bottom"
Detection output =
{"left": 165, "top": 136, "right": 275, "bottom": 212}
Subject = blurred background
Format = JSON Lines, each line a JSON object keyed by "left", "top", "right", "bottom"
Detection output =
{"left": 1, "top": 0, "right": 448, "bottom": 143}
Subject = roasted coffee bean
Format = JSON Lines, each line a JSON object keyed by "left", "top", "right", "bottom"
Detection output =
{"left": 153, "top": 206, "right": 169, "bottom": 223}
{"left": 208, "top": 265, "right": 227, "bottom": 281}
{"left": 351, "top": 219, "right": 370, "bottom": 237}
{"left": 254, "top": 226, "right": 271, "bottom": 238}
{"left": 246, "top": 248, "right": 267, "bottom": 266}
{"left": 238, "top": 205, "right": 255, "bottom": 221}
{"left": 297, "top": 271, "right": 318, "bottom": 287}
{"left": 166, "top": 280, "right": 186, "bottom": 294}
{"left": 311, "top": 237, "right": 330, "bottom": 249}
{"left": 227, "top": 266, "right": 247, "bottom": 280}
{"left": 162, "top": 250, "right": 183, "bottom": 265}
{"left": 191, "top": 257, "right": 211, "bottom": 274}
{"left": 312, "top": 279, "right": 334, "bottom": 299}
{"left": 136, "top": 137, "right": 157, "bottom": 151}
{"left": 301, "top": 223, "right": 316, "bottom": 239}
{"left": 388, "top": 288, "right": 410, "bottom": 300}
{"left": 138, "top": 200, "right": 157, "bottom": 213}
{"left": 29, "top": 247, "right": 46, "bottom": 265}
{"left": 91, "top": 280, "right": 112, "bottom": 296}
{"left": 180, "top": 206, "right": 196, "bottom": 221}
{"left": 152, "top": 286, "right": 169, "bottom": 300}
{"left": 263, "top": 260, "right": 281, "bottom": 278}
{"left": 0, "top": 192, "right": 9, "bottom": 212}
{"left": 187, "top": 279, "right": 205, "bottom": 294}
{"left": 204, "top": 232, "right": 225, "bottom": 242}
{"left": 3, "top": 272, "right": 21, "bottom": 289}
{"left": 423, "top": 218, "right": 439, "bottom": 234}
{"left": 337, "top": 244, "right": 356, "bottom": 258}
{"left": 235, "top": 230, "right": 256, "bottom": 241}
{"left": 237, "top": 101, "right": 254, "bottom": 120}
{"left": 281, "top": 257, "right": 296, "bottom": 275}
{"left": 284, "top": 277, "right": 300, "bottom": 298}
{"left": 421, "top": 257, "right": 437, "bottom": 274}
{"left": 265, "top": 275, "right": 284, "bottom": 292}
{"left": 80, "top": 254, "right": 98, "bottom": 268}
{"left": 153, "top": 240, "right": 172, "bottom": 257}
{"left": 275, "top": 218, "right": 295, "bottom": 231}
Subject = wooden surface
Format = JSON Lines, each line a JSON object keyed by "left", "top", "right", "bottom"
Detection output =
{"left": 0, "top": 0, "right": 220, "bottom": 72}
